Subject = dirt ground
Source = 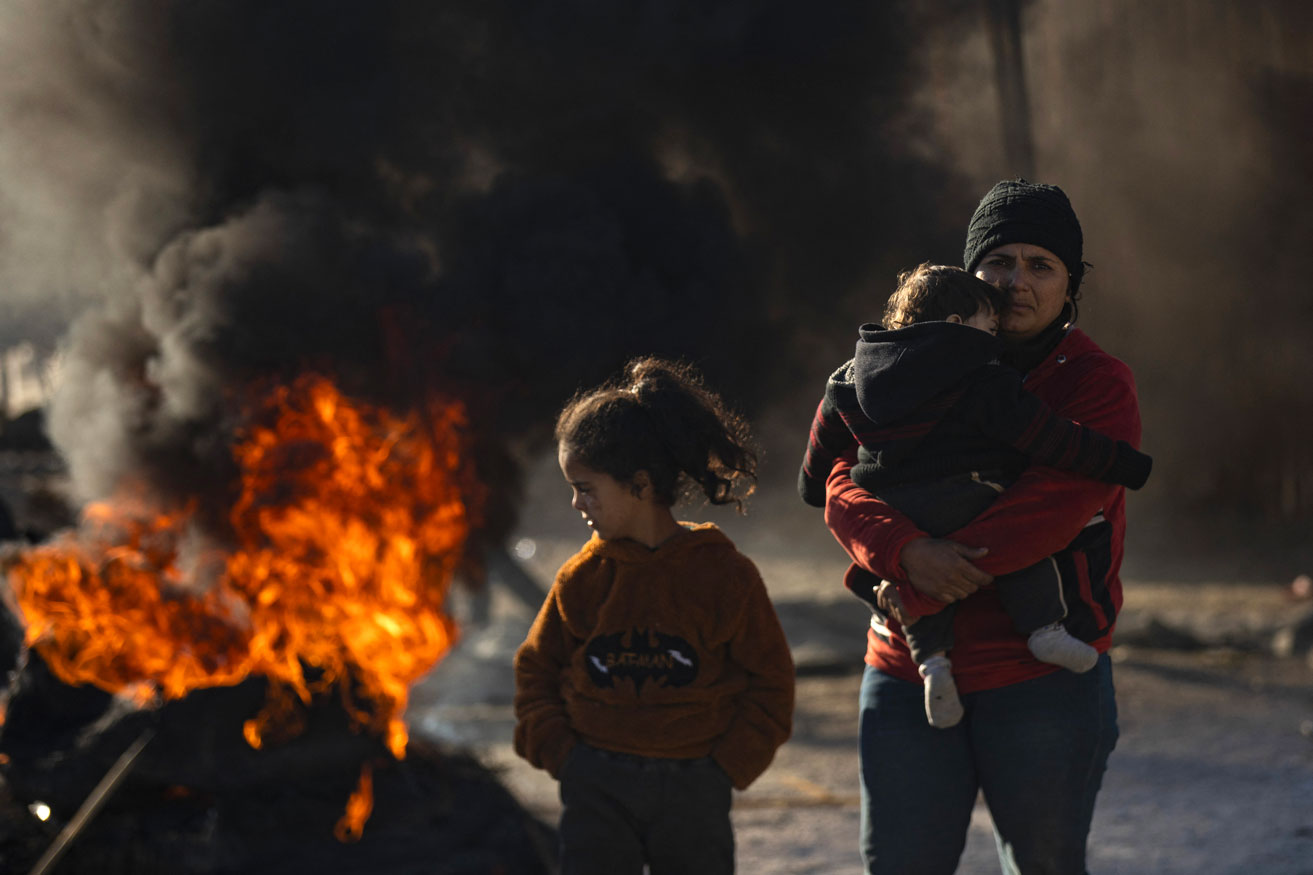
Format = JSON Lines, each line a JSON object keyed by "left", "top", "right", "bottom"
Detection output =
{"left": 723, "top": 648, "right": 1313, "bottom": 875}
{"left": 412, "top": 552, "right": 1313, "bottom": 875}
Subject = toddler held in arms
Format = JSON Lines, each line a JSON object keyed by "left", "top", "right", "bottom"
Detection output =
{"left": 800, "top": 264, "right": 1150, "bottom": 727}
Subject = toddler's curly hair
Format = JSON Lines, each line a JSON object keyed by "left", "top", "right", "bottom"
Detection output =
{"left": 882, "top": 263, "right": 1006, "bottom": 329}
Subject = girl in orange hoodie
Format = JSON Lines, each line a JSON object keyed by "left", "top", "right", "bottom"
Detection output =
{"left": 514, "top": 357, "right": 794, "bottom": 875}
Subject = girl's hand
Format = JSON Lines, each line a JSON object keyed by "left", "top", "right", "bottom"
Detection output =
{"left": 899, "top": 538, "right": 993, "bottom": 602}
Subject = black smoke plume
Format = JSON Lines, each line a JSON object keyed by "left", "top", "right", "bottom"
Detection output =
{"left": 4, "top": 0, "right": 976, "bottom": 550}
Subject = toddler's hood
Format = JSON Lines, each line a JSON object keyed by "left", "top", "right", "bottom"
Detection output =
{"left": 853, "top": 321, "right": 1002, "bottom": 424}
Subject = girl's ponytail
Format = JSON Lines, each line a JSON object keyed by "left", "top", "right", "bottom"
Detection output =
{"left": 556, "top": 357, "right": 757, "bottom": 510}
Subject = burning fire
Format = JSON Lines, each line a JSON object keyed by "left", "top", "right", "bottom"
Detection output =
{"left": 6, "top": 373, "right": 479, "bottom": 837}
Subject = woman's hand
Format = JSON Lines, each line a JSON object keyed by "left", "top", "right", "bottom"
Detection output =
{"left": 899, "top": 538, "right": 993, "bottom": 602}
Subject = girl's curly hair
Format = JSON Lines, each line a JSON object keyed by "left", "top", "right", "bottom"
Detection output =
{"left": 555, "top": 357, "right": 757, "bottom": 510}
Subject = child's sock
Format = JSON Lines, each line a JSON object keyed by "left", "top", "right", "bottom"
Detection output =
{"left": 1028, "top": 622, "right": 1099, "bottom": 673}
{"left": 918, "top": 655, "right": 964, "bottom": 728}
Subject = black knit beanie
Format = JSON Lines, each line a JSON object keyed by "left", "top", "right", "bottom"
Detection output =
{"left": 962, "top": 180, "right": 1084, "bottom": 291}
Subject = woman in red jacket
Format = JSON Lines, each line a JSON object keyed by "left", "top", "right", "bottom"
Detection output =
{"left": 825, "top": 180, "right": 1140, "bottom": 874}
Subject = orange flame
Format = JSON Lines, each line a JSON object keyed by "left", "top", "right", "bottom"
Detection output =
{"left": 334, "top": 762, "right": 374, "bottom": 843}
{"left": 7, "top": 373, "right": 479, "bottom": 837}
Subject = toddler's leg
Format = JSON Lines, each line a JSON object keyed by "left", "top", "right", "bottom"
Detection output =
{"left": 996, "top": 558, "right": 1098, "bottom": 673}
{"left": 906, "top": 609, "right": 964, "bottom": 728}
{"left": 905, "top": 606, "right": 957, "bottom": 665}
{"left": 1028, "top": 623, "right": 1099, "bottom": 673}
{"left": 919, "top": 653, "right": 964, "bottom": 728}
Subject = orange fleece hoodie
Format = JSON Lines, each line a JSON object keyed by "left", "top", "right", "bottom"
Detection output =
{"left": 513, "top": 523, "right": 794, "bottom": 791}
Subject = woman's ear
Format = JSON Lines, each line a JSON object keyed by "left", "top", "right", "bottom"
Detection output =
{"left": 630, "top": 470, "right": 652, "bottom": 499}
{"left": 945, "top": 313, "right": 963, "bottom": 324}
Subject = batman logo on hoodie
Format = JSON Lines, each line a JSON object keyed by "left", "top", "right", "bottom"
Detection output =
{"left": 584, "top": 628, "right": 699, "bottom": 692}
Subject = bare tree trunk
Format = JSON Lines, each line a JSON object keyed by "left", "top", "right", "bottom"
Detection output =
{"left": 984, "top": 0, "right": 1036, "bottom": 178}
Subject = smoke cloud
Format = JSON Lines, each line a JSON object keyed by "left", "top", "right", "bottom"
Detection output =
{"left": 5, "top": 0, "right": 984, "bottom": 546}
{"left": 17, "top": 0, "right": 1307, "bottom": 545}
{"left": 912, "top": 0, "right": 1313, "bottom": 521}
{"left": 0, "top": 1, "right": 194, "bottom": 349}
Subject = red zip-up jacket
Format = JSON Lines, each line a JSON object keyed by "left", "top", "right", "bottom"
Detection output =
{"left": 824, "top": 328, "right": 1141, "bottom": 692}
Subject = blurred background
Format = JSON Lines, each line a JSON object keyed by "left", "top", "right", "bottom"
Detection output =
{"left": 0, "top": 0, "right": 1310, "bottom": 576}
{"left": 3, "top": 6, "right": 1312, "bottom": 872}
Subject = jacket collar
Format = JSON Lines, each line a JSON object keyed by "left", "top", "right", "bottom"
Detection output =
{"left": 1001, "top": 305, "right": 1071, "bottom": 374}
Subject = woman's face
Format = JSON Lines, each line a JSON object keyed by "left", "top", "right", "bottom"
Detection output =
{"left": 974, "top": 243, "right": 1071, "bottom": 341}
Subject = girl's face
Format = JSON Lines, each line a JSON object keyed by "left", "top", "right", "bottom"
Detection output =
{"left": 974, "top": 243, "right": 1071, "bottom": 341}
{"left": 558, "top": 447, "right": 647, "bottom": 543}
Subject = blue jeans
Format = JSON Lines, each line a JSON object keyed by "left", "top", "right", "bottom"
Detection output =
{"left": 858, "top": 655, "right": 1118, "bottom": 874}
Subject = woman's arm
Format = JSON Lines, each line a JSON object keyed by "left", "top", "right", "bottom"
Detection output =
{"left": 950, "top": 359, "right": 1142, "bottom": 575}
{"left": 825, "top": 450, "right": 991, "bottom": 614}
{"left": 799, "top": 394, "right": 857, "bottom": 508}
